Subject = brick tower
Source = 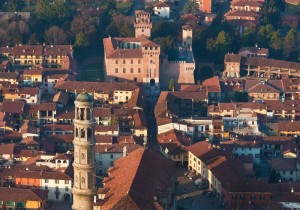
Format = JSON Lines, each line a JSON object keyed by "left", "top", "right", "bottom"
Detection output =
{"left": 134, "top": 10, "right": 152, "bottom": 38}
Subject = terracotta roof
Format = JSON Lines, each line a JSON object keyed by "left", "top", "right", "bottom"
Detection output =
{"left": 95, "top": 135, "right": 114, "bottom": 145}
{"left": 14, "top": 169, "right": 72, "bottom": 180}
{"left": 271, "top": 158, "right": 297, "bottom": 171}
{"left": 96, "top": 148, "right": 174, "bottom": 209}
{"left": 0, "top": 72, "right": 18, "bottom": 80}
{"left": 1, "top": 100, "right": 25, "bottom": 114}
{"left": 0, "top": 187, "right": 48, "bottom": 202}
{"left": 180, "top": 13, "right": 200, "bottom": 22}
{"left": 12, "top": 45, "right": 43, "bottom": 56}
{"left": 103, "top": 37, "right": 159, "bottom": 58}
{"left": 135, "top": 10, "right": 150, "bottom": 15}
{"left": 14, "top": 149, "right": 46, "bottom": 158}
{"left": 232, "top": 0, "right": 262, "bottom": 7}
{"left": 93, "top": 107, "right": 112, "bottom": 117}
{"left": 243, "top": 57, "right": 300, "bottom": 70}
{"left": 154, "top": 2, "right": 171, "bottom": 7}
{"left": 247, "top": 80, "right": 282, "bottom": 93}
{"left": 225, "top": 10, "right": 260, "bottom": 17}
{"left": 0, "top": 143, "right": 14, "bottom": 155}
{"left": 239, "top": 47, "right": 269, "bottom": 55}
{"left": 38, "top": 102, "right": 57, "bottom": 111}
{"left": 224, "top": 54, "right": 241, "bottom": 62}
{"left": 277, "top": 121, "right": 300, "bottom": 132}
{"left": 54, "top": 153, "right": 73, "bottom": 160}
{"left": 157, "top": 129, "right": 192, "bottom": 147}
{"left": 53, "top": 91, "right": 69, "bottom": 106}
{"left": 187, "top": 141, "right": 223, "bottom": 162}
{"left": 95, "top": 125, "right": 119, "bottom": 132}
{"left": 43, "top": 45, "right": 72, "bottom": 56}
{"left": 19, "top": 87, "right": 40, "bottom": 95}
{"left": 55, "top": 109, "right": 74, "bottom": 119}
{"left": 133, "top": 110, "right": 147, "bottom": 129}
{"left": 55, "top": 81, "right": 139, "bottom": 93}
{"left": 43, "top": 134, "right": 73, "bottom": 144}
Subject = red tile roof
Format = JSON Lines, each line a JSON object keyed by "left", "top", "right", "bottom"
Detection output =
{"left": 1, "top": 100, "right": 25, "bottom": 114}
{"left": 55, "top": 81, "right": 139, "bottom": 93}
{"left": 96, "top": 148, "right": 174, "bottom": 209}
{"left": 0, "top": 187, "right": 48, "bottom": 202}
{"left": 0, "top": 143, "right": 14, "bottom": 155}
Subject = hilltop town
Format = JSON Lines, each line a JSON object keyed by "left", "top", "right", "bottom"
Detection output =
{"left": 0, "top": 0, "right": 299, "bottom": 210}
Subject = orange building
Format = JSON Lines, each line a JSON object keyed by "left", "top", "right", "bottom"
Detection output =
{"left": 15, "top": 170, "right": 41, "bottom": 188}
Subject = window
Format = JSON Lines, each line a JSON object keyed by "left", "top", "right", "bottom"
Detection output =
{"left": 240, "top": 194, "right": 245, "bottom": 199}
{"left": 65, "top": 180, "right": 69, "bottom": 184}
{"left": 231, "top": 194, "right": 237, "bottom": 199}
{"left": 110, "top": 154, "right": 114, "bottom": 159}
{"left": 123, "top": 60, "right": 126, "bottom": 64}
{"left": 55, "top": 180, "right": 59, "bottom": 184}
{"left": 115, "top": 60, "right": 118, "bottom": 64}
{"left": 138, "top": 60, "right": 141, "bottom": 64}
{"left": 45, "top": 83, "right": 48, "bottom": 87}
{"left": 123, "top": 68, "right": 126, "bottom": 73}
{"left": 110, "top": 161, "right": 114, "bottom": 166}
{"left": 260, "top": 194, "right": 265, "bottom": 200}
{"left": 99, "top": 161, "right": 103, "bottom": 166}
{"left": 130, "top": 68, "right": 133, "bottom": 73}
{"left": 131, "top": 60, "right": 133, "bottom": 64}
{"left": 115, "top": 68, "right": 118, "bottom": 73}
{"left": 45, "top": 186, "right": 48, "bottom": 190}
{"left": 283, "top": 171, "right": 286, "bottom": 175}
{"left": 251, "top": 194, "right": 256, "bottom": 199}
{"left": 138, "top": 68, "right": 141, "bottom": 73}
{"left": 290, "top": 171, "right": 293, "bottom": 175}
{"left": 65, "top": 186, "right": 69, "bottom": 191}
{"left": 45, "top": 179, "right": 49, "bottom": 183}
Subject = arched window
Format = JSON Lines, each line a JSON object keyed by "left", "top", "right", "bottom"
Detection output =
{"left": 133, "top": 43, "right": 136, "bottom": 49}
{"left": 63, "top": 160, "right": 67, "bottom": 163}
{"left": 76, "top": 128, "right": 78, "bottom": 137}
{"left": 81, "top": 177, "right": 85, "bottom": 184}
{"left": 80, "top": 108, "right": 84, "bottom": 120}
{"left": 57, "top": 160, "right": 61, "bottom": 163}
{"left": 81, "top": 153, "right": 85, "bottom": 159}
{"left": 81, "top": 129, "right": 85, "bottom": 138}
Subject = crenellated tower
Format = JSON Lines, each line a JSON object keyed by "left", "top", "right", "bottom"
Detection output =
{"left": 134, "top": 10, "right": 152, "bottom": 38}
{"left": 72, "top": 93, "right": 96, "bottom": 210}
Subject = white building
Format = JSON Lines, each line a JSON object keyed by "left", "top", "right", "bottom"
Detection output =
{"left": 153, "top": 2, "right": 171, "bottom": 18}
{"left": 41, "top": 171, "right": 72, "bottom": 202}
{"left": 18, "top": 87, "right": 42, "bottom": 105}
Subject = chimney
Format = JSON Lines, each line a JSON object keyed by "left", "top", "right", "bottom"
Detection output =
{"left": 123, "top": 146, "right": 127, "bottom": 157}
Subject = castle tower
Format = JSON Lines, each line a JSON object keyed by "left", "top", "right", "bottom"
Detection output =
{"left": 182, "top": 25, "right": 193, "bottom": 49}
{"left": 72, "top": 93, "right": 96, "bottom": 210}
{"left": 134, "top": 10, "right": 152, "bottom": 38}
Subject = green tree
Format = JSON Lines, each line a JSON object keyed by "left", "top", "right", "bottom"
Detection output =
{"left": 168, "top": 79, "right": 175, "bottom": 91}
{"left": 7, "top": 0, "right": 21, "bottom": 12}
{"left": 213, "top": 31, "right": 232, "bottom": 63}
{"left": 269, "top": 169, "right": 281, "bottom": 183}
{"left": 153, "top": 36, "right": 178, "bottom": 60}
{"left": 257, "top": 24, "right": 274, "bottom": 48}
{"left": 234, "top": 91, "right": 248, "bottom": 102}
{"left": 74, "top": 32, "right": 89, "bottom": 47}
{"left": 270, "top": 31, "right": 282, "bottom": 58}
{"left": 283, "top": 29, "right": 297, "bottom": 59}
{"left": 242, "top": 26, "right": 256, "bottom": 47}
{"left": 183, "top": 0, "right": 200, "bottom": 14}
{"left": 35, "top": 0, "right": 49, "bottom": 19}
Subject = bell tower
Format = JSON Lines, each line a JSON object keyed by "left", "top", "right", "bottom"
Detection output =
{"left": 134, "top": 10, "right": 152, "bottom": 38}
{"left": 72, "top": 93, "right": 96, "bottom": 210}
